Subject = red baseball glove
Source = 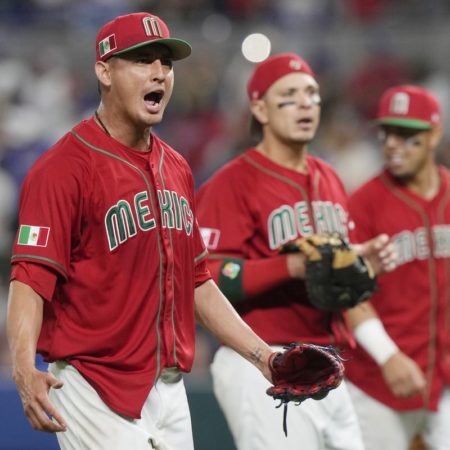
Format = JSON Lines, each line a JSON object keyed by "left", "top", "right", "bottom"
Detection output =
{"left": 267, "top": 342, "right": 345, "bottom": 436}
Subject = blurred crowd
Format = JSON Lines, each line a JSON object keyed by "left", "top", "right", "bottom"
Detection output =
{"left": 1, "top": 0, "right": 450, "bottom": 383}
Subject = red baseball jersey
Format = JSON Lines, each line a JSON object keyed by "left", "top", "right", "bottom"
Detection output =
{"left": 11, "top": 117, "right": 210, "bottom": 418}
{"left": 346, "top": 167, "right": 450, "bottom": 410}
{"left": 196, "top": 148, "right": 352, "bottom": 346}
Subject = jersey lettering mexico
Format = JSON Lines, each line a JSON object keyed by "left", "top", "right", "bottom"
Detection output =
{"left": 11, "top": 118, "right": 210, "bottom": 418}
{"left": 346, "top": 168, "right": 450, "bottom": 410}
{"left": 196, "top": 149, "right": 351, "bottom": 346}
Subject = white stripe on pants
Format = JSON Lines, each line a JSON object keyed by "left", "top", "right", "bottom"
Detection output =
{"left": 48, "top": 361, "right": 194, "bottom": 450}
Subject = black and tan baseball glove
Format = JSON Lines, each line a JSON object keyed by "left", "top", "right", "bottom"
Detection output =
{"left": 267, "top": 342, "right": 345, "bottom": 436}
{"left": 280, "top": 234, "right": 376, "bottom": 311}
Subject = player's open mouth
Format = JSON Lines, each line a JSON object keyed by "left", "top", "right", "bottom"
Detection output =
{"left": 297, "top": 118, "right": 314, "bottom": 128}
{"left": 144, "top": 90, "right": 164, "bottom": 106}
{"left": 387, "top": 154, "right": 405, "bottom": 166}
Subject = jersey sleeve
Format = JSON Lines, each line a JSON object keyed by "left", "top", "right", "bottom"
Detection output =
{"left": 193, "top": 218, "right": 211, "bottom": 286}
{"left": 348, "top": 187, "right": 376, "bottom": 243}
{"left": 196, "top": 169, "right": 254, "bottom": 257}
{"left": 181, "top": 158, "right": 211, "bottom": 288}
{"left": 11, "top": 140, "right": 87, "bottom": 279}
{"left": 196, "top": 168, "right": 293, "bottom": 302}
{"left": 10, "top": 261, "right": 58, "bottom": 302}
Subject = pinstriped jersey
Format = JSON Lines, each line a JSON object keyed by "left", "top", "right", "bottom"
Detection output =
{"left": 11, "top": 118, "right": 210, "bottom": 418}
{"left": 196, "top": 148, "right": 352, "bottom": 346}
{"left": 346, "top": 167, "right": 450, "bottom": 411}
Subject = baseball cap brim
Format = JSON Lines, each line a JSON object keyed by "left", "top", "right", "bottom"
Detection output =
{"left": 113, "top": 38, "right": 192, "bottom": 61}
{"left": 375, "top": 117, "right": 432, "bottom": 130}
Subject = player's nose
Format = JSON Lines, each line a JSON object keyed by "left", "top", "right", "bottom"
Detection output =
{"left": 384, "top": 133, "right": 405, "bottom": 148}
{"left": 150, "top": 59, "right": 166, "bottom": 81}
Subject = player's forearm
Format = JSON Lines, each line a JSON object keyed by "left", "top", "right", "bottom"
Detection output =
{"left": 194, "top": 279, "right": 272, "bottom": 378}
{"left": 345, "top": 301, "right": 378, "bottom": 329}
{"left": 7, "top": 281, "right": 44, "bottom": 376}
{"left": 207, "top": 254, "right": 295, "bottom": 302}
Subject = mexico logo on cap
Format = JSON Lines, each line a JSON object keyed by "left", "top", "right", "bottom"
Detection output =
{"left": 289, "top": 59, "right": 302, "bottom": 70}
{"left": 142, "top": 16, "right": 163, "bottom": 37}
{"left": 389, "top": 92, "right": 410, "bottom": 115}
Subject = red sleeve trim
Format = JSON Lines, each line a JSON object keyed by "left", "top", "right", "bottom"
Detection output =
{"left": 11, "top": 254, "right": 68, "bottom": 279}
{"left": 10, "top": 261, "right": 58, "bottom": 302}
{"left": 194, "top": 258, "right": 212, "bottom": 288}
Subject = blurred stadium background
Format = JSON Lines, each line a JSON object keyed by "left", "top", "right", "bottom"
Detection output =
{"left": 0, "top": 0, "right": 449, "bottom": 448}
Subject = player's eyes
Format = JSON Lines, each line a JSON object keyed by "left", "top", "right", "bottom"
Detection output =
{"left": 160, "top": 58, "right": 173, "bottom": 68}
{"left": 138, "top": 56, "right": 157, "bottom": 64}
{"left": 280, "top": 91, "right": 295, "bottom": 98}
{"left": 378, "top": 129, "right": 423, "bottom": 146}
{"left": 277, "top": 88, "right": 320, "bottom": 106}
{"left": 134, "top": 56, "right": 172, "bottom": 68}
{"left": 309, "top": 92, "right": 321, "bottom": 105}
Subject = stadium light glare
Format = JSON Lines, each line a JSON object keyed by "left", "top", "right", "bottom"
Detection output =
{"left": 241, "top": 33, "right": 271, "bottom": 63}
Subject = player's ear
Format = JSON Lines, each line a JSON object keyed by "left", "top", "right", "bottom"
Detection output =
{"left": 429, "top": 124, "right": 443, "bottom": 150}
{"left": 250, "top": 99, "right": 269, "bottom": 126}
{"left": 95, "top": 61, "right": 112, "bottom": 88}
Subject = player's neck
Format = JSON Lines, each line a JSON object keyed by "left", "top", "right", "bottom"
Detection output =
{"left": 257, "top": 140, "right": 308, "bottom": 173}
{"left": 94, "top": 107, "right": 152, "bottom": 152}
{"left": 401, "top": 163, "right": 440, "bottom": 200}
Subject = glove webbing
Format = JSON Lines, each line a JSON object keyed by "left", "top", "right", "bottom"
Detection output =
{"left": 273, "top": 344, "right": 344, "bottom": 437}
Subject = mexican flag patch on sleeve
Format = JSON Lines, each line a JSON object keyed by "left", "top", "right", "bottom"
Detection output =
{"left": 18, "top": 225, "right": 50, "bottom": 247}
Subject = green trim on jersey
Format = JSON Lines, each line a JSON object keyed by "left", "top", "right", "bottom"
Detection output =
{"left": 243, "top": 154, "right": 310, "bottom": 200}
{"left": 380, "top": 171, "right": 439, "bottom": 406}
{"left": 11, "top": 254, "right": 68, "bottom": 277}
{"left": 217, "top": 257, "right": 245, "bottom": 303}
{"left": 243, "top": 154, "right": 321, "bottom": 235}
{"left": 71, "top": 131, "right": 164, "bottom": 382}
{"left": 157, "top": 148, "right": 178, "bottom": 365}
{"left": 195, "top": 248, "right": 208, "bottom": 263}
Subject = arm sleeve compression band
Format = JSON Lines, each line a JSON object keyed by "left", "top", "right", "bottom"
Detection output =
{"left": 353, "top": 317, "right": 399, "bottom": 366}
{"left": 208, "top": 255, "right": 291, "bottom": 303}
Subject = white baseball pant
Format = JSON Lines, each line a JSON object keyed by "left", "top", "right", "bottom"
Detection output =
{"left": 48, "top": 361, "right": 193, "bottom": 450}
{"left": 211, "top": 345, "right": 365, "bottom": 450}
{"left": 347, "top": 381, "right": 450, "bottom": 450}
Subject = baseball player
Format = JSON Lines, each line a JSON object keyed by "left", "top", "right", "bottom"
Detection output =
{"left": 6, "top": 12, "right": 278, "bottom": 450}
{"left": 345, "top": 85, "right": 450, "bottom": 450}
{"left": 195, "top": 52, "right": 396, "bottom": 450}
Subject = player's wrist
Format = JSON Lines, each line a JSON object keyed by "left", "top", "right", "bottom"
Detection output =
{"left": 353, "top": 318, "right": 399, "bottom": 366}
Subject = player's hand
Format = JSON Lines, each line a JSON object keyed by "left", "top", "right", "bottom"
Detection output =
{"left": 381, "top": 351, "right": 426, "bottom": 398}
{"left": 14, "top": 367, "right": 67, "bottom": 433}
{"left": 354, "top": 233, "right": 397, "bottom": 275}
{"left": 286, "top": 252, "right": 306, "bottom": 279}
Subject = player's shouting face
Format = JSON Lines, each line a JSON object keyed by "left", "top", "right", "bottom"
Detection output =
{"left": 251, "top": 72, "right": 321, "bottom": 146}
{"left": 96, "top": 43, "right": 174, "bottom": 129}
